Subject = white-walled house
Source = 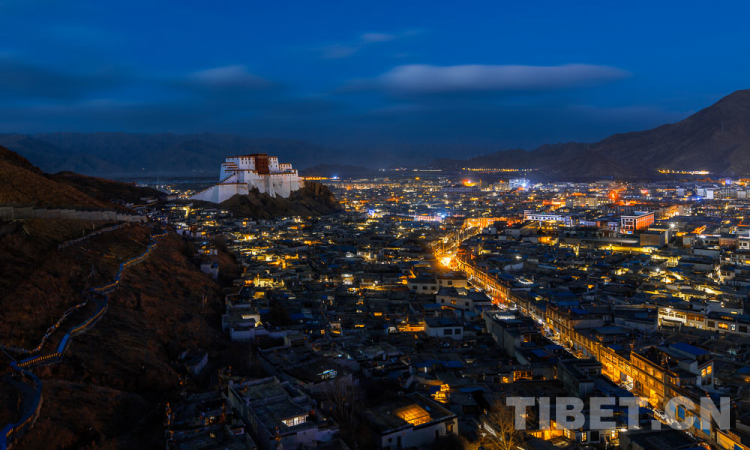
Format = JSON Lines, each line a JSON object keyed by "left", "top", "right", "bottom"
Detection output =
{"left": 363, "top": 393, "right": 457, "bottom": 449}
{"left": 424, "top": 317, "right": 464, "bottom": 340}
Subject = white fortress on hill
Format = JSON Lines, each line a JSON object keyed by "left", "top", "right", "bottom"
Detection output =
{"left": 191, "top": 153, "right": 303, "bottom": 203}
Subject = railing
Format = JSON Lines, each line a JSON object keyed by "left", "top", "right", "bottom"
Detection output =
{"left": 0, "top": 365, "right": 42, "bottom": 450}
{"left": 0, "top": 229, "right": 168, "bottom": 449}
{"left": 0, "top": 206, "right": 146, "bottom": 224}
{"left": 58, "top": 223, "right": 131, "bottom": 250}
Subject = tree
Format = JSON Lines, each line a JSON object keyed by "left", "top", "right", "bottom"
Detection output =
{"left": 321, "top": 375, "right": 366, "bottom": 429}
{"left": 320, "top": 375, "right": 369, "bottom": 449}
{"left": 477, "top": 400, "right": 530, "bottom": 450}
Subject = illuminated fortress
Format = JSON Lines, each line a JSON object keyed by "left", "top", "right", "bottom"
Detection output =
{"left": 191, "top": 153, "right": 303, "bottom": 203}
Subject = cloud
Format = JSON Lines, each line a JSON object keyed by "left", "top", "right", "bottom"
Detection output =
{"left": 318, "top": 30, "right": 419, "bottom": 59}
{"left": 319, "top": 44, "right": 360, "bottom": 60}
{"left": 353, "top": 63, "right": 630, "bottom": 94}
{"left": 186, "top": 65, "right": 271, "bottom": 90}
{"left": 360, "top": 32, "right": 395, "bottom": 43}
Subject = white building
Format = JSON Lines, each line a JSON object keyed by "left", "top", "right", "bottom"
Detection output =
{"left": 227, "top": 377, "right": 337, "bottom": 450}
{"left": 424, "top": 317, "right": 464, "bottom": 340}
{"left": 524, "top": 210, "right": 575, "bottom": 226}
{"left": 192, "top": 153, "right": 303, "bottom": 203}
{"left": 436, "top": 287, "right": 492, "bottom": 311}
{"left": 363, "top": 393, "right": 458, "bottom": 449}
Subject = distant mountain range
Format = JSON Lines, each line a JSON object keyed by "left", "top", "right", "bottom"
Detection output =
{"left": 0, "top": 132, "right": 435, "bottom": 176}
{"left": 0, "top": 133, "right": 342, "bottom": 176}
{"left": 432, "top": 90, "right": 750, "bottom": 179}
{"left": 3, "top": 90, "right": 750, "bottom": 178}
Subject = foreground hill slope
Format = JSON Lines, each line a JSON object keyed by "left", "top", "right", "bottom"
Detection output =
{"left": 0, "top": 152, "right": 235, "bottom": 447}
{"left": 0, "top": 222, "right": 231, "bottom": 448}
{"left": 17, "top": 230, "right": 230, "bottom": 448}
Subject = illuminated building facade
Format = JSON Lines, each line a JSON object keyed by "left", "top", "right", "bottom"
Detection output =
{"left": 620, "top": 211, "right": 655, "bottom": 233}
{"left": 191, "top": 153, "right": 302, "bottom": 203}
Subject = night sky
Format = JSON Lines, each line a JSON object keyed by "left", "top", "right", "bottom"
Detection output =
{"left": 1, "top": 0, "right": 749, "bottom": 156}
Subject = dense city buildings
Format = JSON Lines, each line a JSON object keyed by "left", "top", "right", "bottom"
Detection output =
{"left": 5, "top": 158, "right": 750, "bottom": 450}
{"left": 133, "top": 172, "right": 750, "bottom": 450}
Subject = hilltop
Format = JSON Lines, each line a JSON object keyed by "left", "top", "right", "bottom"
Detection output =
{"left": 201, "top": 181, "right": 343, "bottom": 219}
{"left": 0, "top": 145, "right": 114, "bottom": 209}
{"left": 0, "top": 145, "right": 163, "bottom": 209}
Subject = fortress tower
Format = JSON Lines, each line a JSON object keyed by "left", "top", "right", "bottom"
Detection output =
{"left": 191, "top": 153, "right": 303, "bottom": 203}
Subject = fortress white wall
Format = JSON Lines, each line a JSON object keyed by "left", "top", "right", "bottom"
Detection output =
{"left": 192, "top": 155, "right": 303, "bottom": 204}
{"left": 254, "top": 172, "right": 303, "bottom": 198}
{"left": 192, "top": 183, "right": 249, "bottom": 203}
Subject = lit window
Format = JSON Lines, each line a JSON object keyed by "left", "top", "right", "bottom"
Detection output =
{"left": 282, "top": 415, "right": 306, "bottom": 427}
{"left": 395, "top": 405, "right": 431, "bottom": 426}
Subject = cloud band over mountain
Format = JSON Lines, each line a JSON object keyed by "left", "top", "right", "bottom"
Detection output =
{"left": 358, "top": 64, "right": 630, "bottom": 95}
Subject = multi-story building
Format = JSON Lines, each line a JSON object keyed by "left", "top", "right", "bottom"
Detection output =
{"left": 227, "top": 377, "right": 338, "bottom": 450}
{"left": 621, "top": 211, "right": 656, "bottom": 233}
{"left": 630, "top": 343, "right": 714, "bottom": 408}
{"left": 362, "top": 393, "right": 458, "bottom": 449}
{"left": 658, "top": 305, "right": 750, "bottom": 336}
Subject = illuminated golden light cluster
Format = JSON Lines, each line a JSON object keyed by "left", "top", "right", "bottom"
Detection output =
{"left": 657, "top": 169, "right": 710, "bottom": 175}
{"left": 394, "top": 405, "right": 431, "bottom": 425}
{"left": 461, "top": 168, "right": 536, "bottom": 172}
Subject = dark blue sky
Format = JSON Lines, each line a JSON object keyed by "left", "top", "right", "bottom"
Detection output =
{"left": 1, "top": 0, "right": 748, "bottom": 156}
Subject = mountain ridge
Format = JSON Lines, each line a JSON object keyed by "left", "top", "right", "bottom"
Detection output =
{"left": 0, "top": 145, "right": 164, "bottom": 209}
{"left": 431, "top": 89, "right": 750, "bottom": 178}
{"left": 0, "top": 132, "right": 340, "bottom": 175}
